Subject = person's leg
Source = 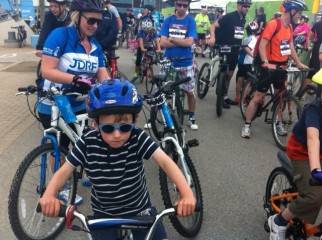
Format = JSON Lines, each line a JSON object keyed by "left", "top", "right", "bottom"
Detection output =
{"left": 224, "top": 51, "right": 239, "bottom": 105}
{"left": 132, "top": 47, "right": 142, "bottom": 82}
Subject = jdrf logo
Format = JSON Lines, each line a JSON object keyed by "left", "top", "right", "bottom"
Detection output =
{"left": 70, "top": 58, "right": 98, "bottom": 71}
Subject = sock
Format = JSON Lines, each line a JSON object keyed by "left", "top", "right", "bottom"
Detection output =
{"left": 274, "top": 213, "right": 288, "bottom": 226}
{"left": 245, "top": 122, "right": 251, "bottom": 126}
{"left": 189, "top": 112, "right": 195, "bottom": 119}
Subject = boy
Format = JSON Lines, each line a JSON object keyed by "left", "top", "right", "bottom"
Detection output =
{"left": 39, "top": 79, "right": 196, "bottom": 239}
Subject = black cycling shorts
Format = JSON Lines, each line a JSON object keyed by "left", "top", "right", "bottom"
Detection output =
{"left": 256, "top": 67, "right": 286, "bottom": 93}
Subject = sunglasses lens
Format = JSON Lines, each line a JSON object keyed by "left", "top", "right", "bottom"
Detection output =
{"left": 119, "top": 124, "right": 133, "bottom": 133}
{"left": 101, "top": 125, "right": 115, "bottom": 134}
{"left": 86, "top": 18, "right": 101, "bottom": 25}
{"left": 243, "top": 5, "right": 250, "bottom": 8}
{"left": 176, "top": 3, "right": 188, "bottom": 8}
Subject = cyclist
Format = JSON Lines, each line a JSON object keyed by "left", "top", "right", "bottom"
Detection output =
{"left": 35, "top": 0, "right": 71, "bottom": 58}
{"left": 39, "top": 79, "right": 196, "bottom": 239}
{"left": 194, "top": 6, "right": 211, "bottom": 58}
{"left": 268, "top": 72, "right": 322, "bottom": 240}
{"left": 103, "top": 0, "right": 122, "bottom": 38}
{"left": 293, "top": 14, "right": 310, "bottom": 47}
{"left": 150, "top": 5, "right": 164, "bottom": 36}
{"left": 208, "top": 0, "right": 252, "bottom": 109}
{"left": 160, "top": 0, "right": 198, "bottom": 130}
{"left": 215, "top": 7, "right": 224, "bottom": 22}
{"left": 37, "top": 0, "right": 110, "bottom": 198}
{"left": 131, "top": 18, "right": 161, "bottom": 82}
{"left": 241, "top": 0, "right": 308, "bottom": 138}
{"left": 234, "top": 21, "right": 259, "bottom": 104}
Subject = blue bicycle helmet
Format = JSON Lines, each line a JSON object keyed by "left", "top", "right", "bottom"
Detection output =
{"left": 87, "top": 79, "right": 143, "bottom": 118}
{"left": 283, "top": 0, "right": 308, "bottom": 12}
{"left": 70, "top": 0, "right": 103, "bottom": 13}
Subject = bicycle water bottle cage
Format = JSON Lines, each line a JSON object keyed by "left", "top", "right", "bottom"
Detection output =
{"left": 53, "top": 95, "right": 77, "bottom": 123}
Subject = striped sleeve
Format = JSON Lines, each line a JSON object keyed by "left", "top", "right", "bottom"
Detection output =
{"left": 66, "top": 134, "right": 87, "bottom": 168}
{"left": 136, "top": 129, "right": 159, "bottom": 160}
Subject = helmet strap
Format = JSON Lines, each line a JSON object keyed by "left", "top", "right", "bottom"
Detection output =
{"left": 76, "top": 11, "right": 86, "bottom": 41}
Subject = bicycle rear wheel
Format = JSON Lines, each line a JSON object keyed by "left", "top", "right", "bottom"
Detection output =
{"left": 8, "top": 143, "right": 77, "bottom": 240}
{"left": 216, "top": 72, "right": 226, "bottom": 117}
{"left": 113, "top": 70, "right": 128, "bottom": 81}
{"left": 298, "top": 84, "right": 317, "bottom": 109}
{"left": 159, "top": 144, "right": 203, "bottom": 237}
{"left": 145, "top": 66, "right": 154, "bottom": 94}
{"left": 240, "top": 78, "right": 257, "bottom": 121}
{"left": 271, "top": 95, "right": 302, "bottom": 151}
{"left": 197, "top": 63, "right": 211, "bottom": 99}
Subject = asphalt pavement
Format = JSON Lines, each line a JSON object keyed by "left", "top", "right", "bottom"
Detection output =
{"left": 0, "top": 46, "right": 281, "bottom": 240}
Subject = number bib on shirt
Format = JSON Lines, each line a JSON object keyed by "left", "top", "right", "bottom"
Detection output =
{"left": 280, "top": 39, "right": 291, "bottom": 56}
{"left": 169, "top": 24, "right": 187, "bottom": 39}
{"left": 234, "top": 26, "right": 244, "bottom": 39}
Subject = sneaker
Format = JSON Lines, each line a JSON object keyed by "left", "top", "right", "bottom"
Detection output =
{"left": 203, "top": 49, "right": 210, "bottom": 55}
{"left": 201, "top": 54, "right": 205, "bottom": 58}
{"left": 130, "top": 73, "right": 139, "bottom": 83}
{"left": 225, "top": 98, "right": 238, "bottom": 106}
{"left": 144, "top": 122, "right": 152, "bottom": 129}
{"left": 57, "top": 189, "right": 83, "bottom": 206}
{"left": 276, "top": 122, "right": 287, "bottom": 136}
{"left": 187, "top": 118, "right": 198, "bottom": 130}
{"left": 268, "top": 214, "right": 287, "bottom": 240}
{"left": 241, "top": 124, "right": 251, "bottom": 138}
{"left": 222, "top": 100, "right": 231, "bottom": 109}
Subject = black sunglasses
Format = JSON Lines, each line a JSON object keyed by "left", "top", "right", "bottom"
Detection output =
{"left": 176, "top": 2, "right": 189, "bottom": 8}
{"left": 98, "top": 123, "right": 134, "bottom": 134}
{"left": 82, "top": 14, "right": 102, "bottom": 26}
{"left": 242, "top": 5, "right": 250, "bottom": 8}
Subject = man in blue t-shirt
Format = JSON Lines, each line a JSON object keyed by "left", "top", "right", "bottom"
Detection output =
{"left": 160, "top": 0, "right": 199, "bottom": 130}
{"left": 151, "top": 5, "right": 163, "bottom": 35}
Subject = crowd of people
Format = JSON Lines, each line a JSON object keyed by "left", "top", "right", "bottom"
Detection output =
{"left": 31, "top": 0, "right": 322, "bottom": 239}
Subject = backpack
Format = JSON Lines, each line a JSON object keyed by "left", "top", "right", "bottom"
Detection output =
{"left": 253, "top": 17, "right": 281, "bottom": 65}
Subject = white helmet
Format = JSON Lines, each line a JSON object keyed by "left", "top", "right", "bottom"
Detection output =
{"left": 141, "top": 18, "right": 153, "bottom": 31}
{"left": 248, "top": 21, "right": 258, "bottom": 31}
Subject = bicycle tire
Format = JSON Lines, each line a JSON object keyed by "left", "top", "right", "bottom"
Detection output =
{"left": 145, "top": 66, "right": 154, "bottom": 94}
{"left": 113, "top": 70, "right": 129, "bottom": 81}
{"left": 239, "top": 78, "right": 257, "bottom": 121}
{"left": 271, "top": 95, "right": 302, "bottom": 151}
{"left": 197, "top": 63, "right": 210, "bottom": 99}
{"left": 18, "top": 36, "right": 23, "bottom": 48}
{"left": 36, "top": 60, "right": 42, "bottom": 79}
{"left": 159, "top": 145, "right": 203, "bottom": 237}
{"left": 216, "top": 72, "right": 226, "bottom": 117}
{"left": 297, "top": 84, "right": 317, "bottom": 109}
{"left": 8, "top": 143, "right": 77, "bottom": 240}
{"left": 175, "top": 89, "right": 185, "bottom": 125}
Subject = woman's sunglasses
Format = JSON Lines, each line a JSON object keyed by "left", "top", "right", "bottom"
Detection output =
{"left": 98, "top": 123, "right": 134, "bottom": 134}
{"left": 82, "top": 15, "right": 102, "bottom": 26}
{"left": 176, "top": 2, "right": 189, "bottom": 8}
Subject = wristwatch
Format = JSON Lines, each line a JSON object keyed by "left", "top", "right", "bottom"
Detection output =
{"left": 262, "top": 59, "right": 269, "bottom": 64}
{"left": 170, "top": 37, "right": 174, "bottom": 43}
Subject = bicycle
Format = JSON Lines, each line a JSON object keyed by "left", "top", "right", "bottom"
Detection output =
{"left": 11, "top": 25, "right": 27, "bottom": 48}
{"left": 263, "top": 151, "right": 322, "bottom": 239}
{"left": 36, "top": 204, "right": 202, "bottom": 240}
{"left": 8, "top": 85, "right": 89, "bottom": 240}
{"left": 138, "top": 50, "right": 158, "bottom": 94}
{"left": 239, "top": 66, "right": 310, "bottom": 151}
{"left": 144, "top": 77, "right": 203, "bottom": 237}
{"left": 104, "top": 50, "right": 128, "bottom": 81}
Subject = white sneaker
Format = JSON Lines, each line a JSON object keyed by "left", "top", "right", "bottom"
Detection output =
{"left": 57, "top": 189, "right": 83, "bottom": 206}
{"left": 268, "top": 214, "right": 287, "bottom": 240}
{"left": 144, "top": 122, "right": 152, "bottom": 129}
{"left": 187, "top": 118, "right": 198, "bottom": 130}
{"left": 276, "top": 122, "right": 287, "bottom": 136}
{"left": 241, "top": 124, "right": 251, "bottom": 138}
{"left": 203, "top": 48, "right": 210, "bottom": 55}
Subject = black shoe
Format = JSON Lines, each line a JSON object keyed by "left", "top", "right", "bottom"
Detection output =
{"left": 201, "top": 54, "right": 205, "bottom": 58}
{"left": 225, "top": 98, "right": 238, "bottom": 106}
{"left": 222, "top": 100, "right": 231, "bottom": 109}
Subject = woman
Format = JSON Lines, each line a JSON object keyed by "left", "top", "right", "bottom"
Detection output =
{"left": 37, "top": 0, "right": 110, "bottom": 196}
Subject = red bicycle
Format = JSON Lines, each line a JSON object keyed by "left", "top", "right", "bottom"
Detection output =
{"left": 104, "top": 51, "right": 128, "bottom": 80}
{"left": 139, "top": 50, "right": 158, "bottom": 94}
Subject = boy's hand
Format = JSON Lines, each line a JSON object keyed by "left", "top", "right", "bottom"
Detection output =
{"left": 156, "top": 49, "right": 161, "bottom": 53}
{"left": 142, "top": 48, "right": 147, "bottom": 52}
{"left": 39, "top": 196, "right": 64, "bottom": 218}
{"left": 312, "top": 168, "right": 322, "bottom": 181}
{"left": 175, "top": 195, "right": 196, "bottom": 217}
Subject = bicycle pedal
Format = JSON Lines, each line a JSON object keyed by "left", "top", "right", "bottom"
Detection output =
{"left": 187, "top": 139, "right": 199, "bottom": 148}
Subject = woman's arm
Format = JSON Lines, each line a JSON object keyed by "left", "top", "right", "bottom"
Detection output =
{"left": 307, "top": 127, "right": 321, "bottom": 171}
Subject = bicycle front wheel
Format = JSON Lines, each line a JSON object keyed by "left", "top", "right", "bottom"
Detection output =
{"left": 113, "top": 70, "right": 128, "bottom": 81}
{"left": 271, "top": 95, "right": 302, "bottom": 151}
{"left": 197, "top": 63, "right": 211, "bottom": 99}
{"left": 145, "top": 66, "right": 154, "bottom": 94}
{"left": 8, "top": 143, "right": 77, "bottom": 240}
{"left": 216, "top": 72, "right": 226, "bottom": 117}
{"left": 240, "top": 78, "right": 257, "bottom": 121}
{"left": 159, "top": 145, "right": 203, "bottom": 237}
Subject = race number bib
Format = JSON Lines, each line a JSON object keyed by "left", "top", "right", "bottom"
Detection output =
{"left": 234, "top": 26, "right": 244, "bottom": 39}
{"left": 169, "top": 24, "right": 187, "bottom": 39}
{"left": 280, "top": 39, "right": 291, "bottom": 56}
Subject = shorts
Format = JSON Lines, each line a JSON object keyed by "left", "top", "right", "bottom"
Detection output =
{"left": 174, "top": 65, "right": 195, "bottom": 92}
{"left": 91, "top": 206, "right": 167, "bottom": 240}
{"left": 289, "top": 160, "right": 322, "bottom": 224}
{"left": 219, "top": 49, "right": 239, "bottom": 72}
{"left": 197, "top": 33, "right": 206, "bottom": 40}
{"left": 236, "top": 64, "right": 252, "bottom": 79}
{"left": 256, "top": 67, "right": 286, "bottom": 93}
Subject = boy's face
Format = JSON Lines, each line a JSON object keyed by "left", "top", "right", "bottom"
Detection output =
{"left": 96, "top": 113, "right": 134, "bottom": 149}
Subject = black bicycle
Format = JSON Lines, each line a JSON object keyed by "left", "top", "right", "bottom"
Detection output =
{"left": 11, "top": 25, "right": 27, "bottom": 48}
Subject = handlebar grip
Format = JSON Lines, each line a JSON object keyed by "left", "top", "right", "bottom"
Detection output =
{"left": 36, "top": 203, "right": 67, "bottom": 218}
{"left": 309, "top": 178, "right": 322, "bottom": 186}
{"left": 17, "top": 87, "right": 28, "bottom": 92}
